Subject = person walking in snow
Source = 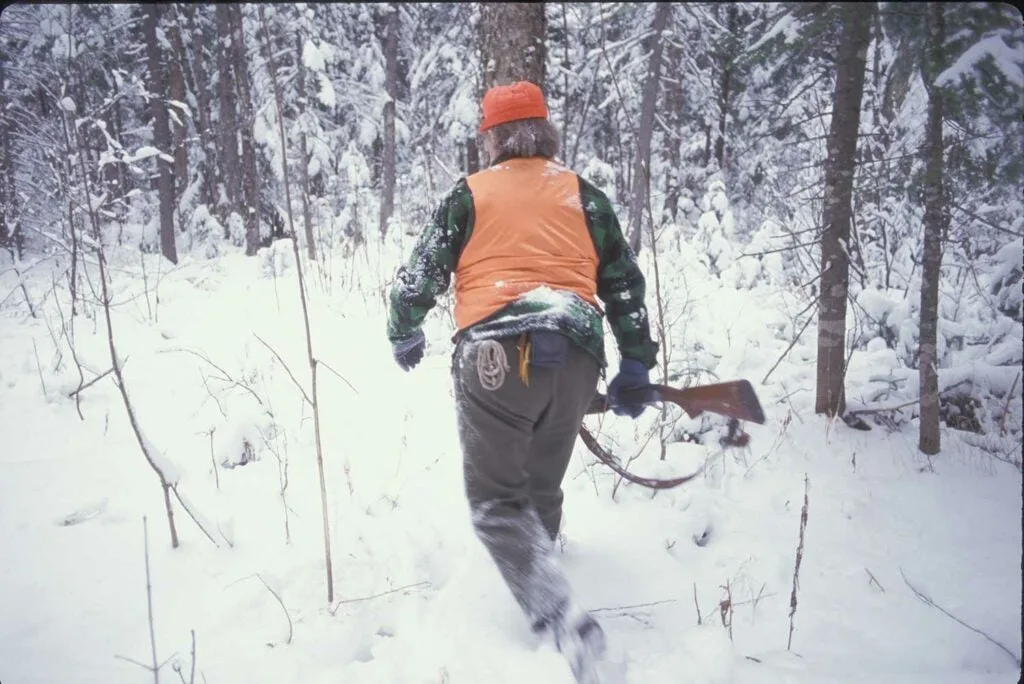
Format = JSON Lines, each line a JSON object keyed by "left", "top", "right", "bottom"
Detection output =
{"left": 386, "top": 80, "right": 659, "bottom": 681}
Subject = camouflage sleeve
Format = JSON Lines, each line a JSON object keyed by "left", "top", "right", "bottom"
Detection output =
{"left": 387, "top": 179, "right": 474, "bottom": 342}
{"left": 578, "top": 176, "right": 660, "bottom": 370}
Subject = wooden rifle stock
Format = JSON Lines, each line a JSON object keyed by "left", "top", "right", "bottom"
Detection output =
{"left": 586, "top": 379, "right": 766, "bottom": 425}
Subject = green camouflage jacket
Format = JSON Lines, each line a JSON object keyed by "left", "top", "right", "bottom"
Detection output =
{"left": 386, "top": 163, "right": 659, "bottom": 372}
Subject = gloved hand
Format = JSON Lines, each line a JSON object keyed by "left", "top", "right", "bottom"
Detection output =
{"left": 607, "top": 358, "right": 654, "bottom": 418}
{"left": 392, "top": 329, "right": 425, "bottom": 372}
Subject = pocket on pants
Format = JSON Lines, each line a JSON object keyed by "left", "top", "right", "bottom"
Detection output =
{"left": 529, "top": 331, "right": 570, "bottom": 368}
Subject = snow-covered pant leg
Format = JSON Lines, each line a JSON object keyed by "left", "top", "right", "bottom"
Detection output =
{"left": 526, "top": 351, "right": 600, "bottom": 541}
{"left": 452, "top": 336, "right": 599, "bottom": 626}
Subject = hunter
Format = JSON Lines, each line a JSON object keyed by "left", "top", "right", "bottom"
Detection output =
{"left": 386, "top": 80, "right": 659, "bottom": 681}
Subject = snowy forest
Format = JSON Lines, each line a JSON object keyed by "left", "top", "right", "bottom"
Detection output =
{"left": 0, "top": 3, "right": 1022, "bottom": 684}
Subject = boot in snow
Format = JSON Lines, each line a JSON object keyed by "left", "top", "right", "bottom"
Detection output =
{"left": 536, "top": 605, "right": 607, "bottom": 683}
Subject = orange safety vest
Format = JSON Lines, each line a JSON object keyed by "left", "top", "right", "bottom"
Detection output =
{"left": 454, "top": 157, "right": 601, "bottom": 331}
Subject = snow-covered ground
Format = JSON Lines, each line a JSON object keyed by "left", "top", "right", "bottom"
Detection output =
{"left": 1, "top": 246, "right": 1020, "bottom": 684}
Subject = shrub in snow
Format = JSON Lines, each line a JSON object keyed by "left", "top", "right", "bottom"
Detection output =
{"left": 579, "top": 158, "right": 617, "bottom": 204}
{"left": 694, "top": 178, "right": 737, "bottom": 279}
{"left": 989, "top": 238, "right": 1022, "bottom": 322}
{"left": 185, "top": 205, "right": 225, "bottom": 259}
{"left": 258, "top": 238, "right": 293, "bottom": 279}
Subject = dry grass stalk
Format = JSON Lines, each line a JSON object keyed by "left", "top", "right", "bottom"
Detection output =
{"left": 787, "top": 473, "right": 810, "bottom": 650}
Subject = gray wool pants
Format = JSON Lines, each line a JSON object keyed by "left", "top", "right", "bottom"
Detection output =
{"left": 452, "top": 333, "right": 600, "bottom": 627}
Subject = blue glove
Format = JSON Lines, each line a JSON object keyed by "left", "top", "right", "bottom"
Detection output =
{"left": 392, "top": 329, "right": 425, "bottom": 372}
{"left": 607, "top": 358, "right": 654, "bottom": 418}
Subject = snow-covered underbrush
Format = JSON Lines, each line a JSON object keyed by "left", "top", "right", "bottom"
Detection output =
{"left": 0, "top": 236, "right": 1020, "bottom": 684}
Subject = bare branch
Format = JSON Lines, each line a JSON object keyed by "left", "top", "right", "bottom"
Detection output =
{"left": 328, "top": 581, "right": 432, "bottom": 615}
{"left": 762, "top": 302, "right": 818, "bottom": 386}
{"left": 592, "top": 598, "right": 677, "bottom": 614}
{"left": 317, "top": 358, "right": 359, "bottom": 394}
{"left": 256, "top": 574, "right": 294, "bottom": 645}
{"left": 900, "top": 568, "right": 1021, "bottom": 666}
{"left": 255, "top": 334, "right": 311, "bottom": 405}
{"left": 68, "top": 366, "right": 115, "bottom": 399}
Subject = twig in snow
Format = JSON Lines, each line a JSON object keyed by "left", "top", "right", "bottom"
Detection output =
{"left": 865, "top": 568, "right": 885, "bottom": 593}
{"left": 68, "top": 366, "right": 115, "bottom": 399}
{"left": 787, "top": 474, "right": 810, "bottom": 651}
{"left": 167, "top": 347, "right": 265, "bottom": 408}
{"left": 693, "top": 583, "right": 703, "bottom": 625}
{"left": 999, "top": 371, "right": 1020, "bottom": 436}
{"left": 328, "top": 581, "right": 432, "bottom": 615}
{"left": 171, "top": 630, "right": 196, "bottom": 684}
{"left": 845, "top": 399, "right": 921, "bottom": 417}
{"left": 317, "top": 358, "right": 359, "bottom": 394}
{"left": 31, "top": 338, "right": 49, "bottom": 398}
{"left": 207, "top": 429, "right": 220, "bottom": 491}
{"left": 113, "top": 518, "right": 176, "bottom": 682}
{"left": 592, "top": 598, "right": 677, "bottom": 614}
{"left": 719, "top": 580, "right": 734, "bottom": 641}
{"left": 144, "top": 516, "right": 160, "bottom": 683}
{"left": 762, "top": 302, "right": 818, "bottom": 386}
{"left": 256, "top": 574, "right": 293, "bottom": 646}
{"left": 900, "top": 568, "right": 1021, "bottom": 666}
{"left": 255, "top": 333, "right": 311, "bottom": 404}
{"left": 169, "top": 485, "right": 222, "bottom": 548}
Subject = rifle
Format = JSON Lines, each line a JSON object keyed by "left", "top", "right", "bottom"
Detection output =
{"left": 579, "top": 380, "right": 766, "bottom": 489}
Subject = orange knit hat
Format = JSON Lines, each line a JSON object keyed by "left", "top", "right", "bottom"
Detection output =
{"left": 479, "top": 81, "right": 549, "bottom": 132}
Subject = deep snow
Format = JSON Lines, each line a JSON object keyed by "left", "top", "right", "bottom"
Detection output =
{"left": 0, "top": 246, "right": 1020, "bottom": 684}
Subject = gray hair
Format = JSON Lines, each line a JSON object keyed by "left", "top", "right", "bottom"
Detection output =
{"left": 483, "top": 118, "right": 561, "bottom": 162}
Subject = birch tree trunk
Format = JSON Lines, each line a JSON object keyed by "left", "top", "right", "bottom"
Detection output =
{"left": 627, "top": 2, "right": 671, "bottom": 254}
{"left": 919, "top": 3, "right": 947, "bottom": 455}
{"left": 143, "top": 4, "right": 179, "bottom": 264}
{"left": 814, "top": 2, "right": 873, "bottom": 417}
{"left": 379, "top": 3, "right": 399, "bottom": 239}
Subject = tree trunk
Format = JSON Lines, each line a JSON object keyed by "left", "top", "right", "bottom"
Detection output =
{"left": 379, "top": 4, "right": 399, "bottom": 239}
{"left": 479, "top": 3, "right": 546, "bottom": 89}
{"left": 919, "top": 3, "right": 946, "bottom": 455}
{"left": 0, "top": 56, "right": 11, "bottom": 252}
{"left": 166, "top": 10, "right": 189, "bottom": 203}
{"left": 296, "top": 32, "right": 316, "bottom": 261}
{"left": 814, "top": 2, "right": 873, "bottom": 417}
{"left": 215, "top": 4, "right": 240, "bottom": 230}
{"left": 182, "top": 5, "right": 217, "bottom": 210}
{"left": 714, "top": 4, "right": 738, "bottom": 171}
{"left": 228, "top": 5, "right": 261, "bottom": 255}
{"left": 627, "top": 2, "right": 672, "bottom": 254}
{"left": 466, "top": 137, "right": 480, "bottom": 174}
{"left": 143, "top": 4, "right": 179, "bottom": 264}
{"left": 662, "top": 42, "right": 683, "bottom": 222}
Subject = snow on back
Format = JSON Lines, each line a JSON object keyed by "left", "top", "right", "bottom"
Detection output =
{"left": 520, "top": 285, "right": 575, "bottom": 312}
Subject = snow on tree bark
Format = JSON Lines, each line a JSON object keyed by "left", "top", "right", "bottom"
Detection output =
{"left": 227, "top": 5, "right": 261, "bottom": 256}
{"left": 814, "top": 3, "right": 873, "bottom": 418}
{"left": 215, "top": 4, "right": 241, "bottom": 231}
{"left": 919, "top": 3, "right": 947, "bottom": 456}
{"left": 627, "top": 2, "right": 671, "bottom": 255}
{"left": 380, "top": 4, "right": 399, "bottom": 239}
{"left": 143, "top": 4, "right": 179, "bottom": 265}
{"left": 479, "top": 3, "right": 547, "bottom": 90}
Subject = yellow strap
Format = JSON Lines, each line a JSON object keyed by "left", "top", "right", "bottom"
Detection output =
{"left": 517, "top": 333, "right": 531, "bottom": 387}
